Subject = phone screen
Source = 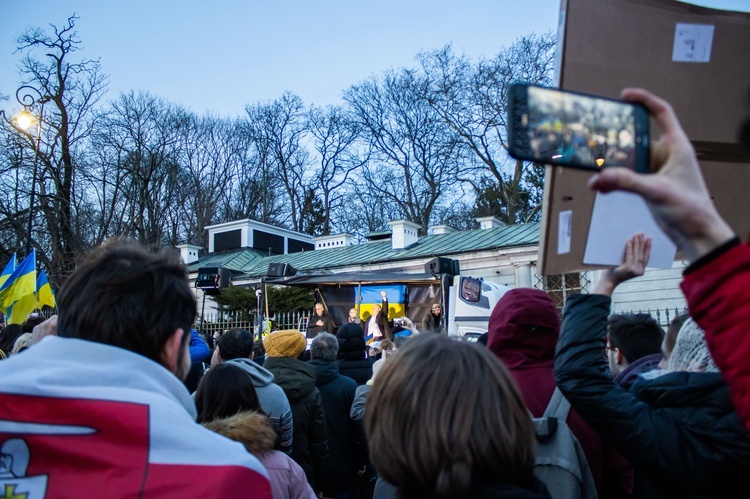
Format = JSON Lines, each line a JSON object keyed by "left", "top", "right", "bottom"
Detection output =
{"left": 509, "top": 85, "right": 649, "bottom": 173}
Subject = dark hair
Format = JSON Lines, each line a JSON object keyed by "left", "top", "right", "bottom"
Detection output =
{"left": 195, "top": 363, "right": 262, "bottom": 423}
{"left": 665, "top": 312, "right": 690, "bottom": 357}
{"left": 311, "top": 332, "right": 338, "bottom": 361}
{"left": 0, "top": 324, "right": 24, "bottom": 355}
{"left": 22, "top": 315, "right": 46, "bottom": 333}
{"left": 365, "top": 334, "right": 536, "bottom": 499}
{"left": 217, "top": 328, "right": 254, "bottom": 360}
{"left": 56, "top": 240, "right": 196, "bottom": 367}
{"left": 337, "top": 322, "right": 366, "bottom": 357}
{"left": 607, "top": 314, "right": 664, "bottom": 363}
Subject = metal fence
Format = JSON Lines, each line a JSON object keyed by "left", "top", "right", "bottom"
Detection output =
{"left": 621, "top": 306, "right": 689, "bottom": 327}
{"left": 196, "top": 310, "right": 312, "bottom": 337}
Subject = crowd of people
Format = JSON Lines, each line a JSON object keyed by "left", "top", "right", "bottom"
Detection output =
{"left": 0, "top": 87, "right": 749, "bottom": 498}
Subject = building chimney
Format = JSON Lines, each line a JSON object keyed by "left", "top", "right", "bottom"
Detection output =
{"left": 475, "top": 216, "right": 506, "bottom": 230}
{"left": 176, "top": 244, "right": 202, "bottom": 265}
{"left": 388, "top": 220, "right": 420, "bottom": 250}
{"left": 314, "top": 233, "right": 354, "bottom": 249}
{"left": 429, "top": 225, "right": 457, "bottom": 235}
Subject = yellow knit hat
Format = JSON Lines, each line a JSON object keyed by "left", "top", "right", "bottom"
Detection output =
{"left": 263, "top": 329, "right": 307, "bottom": 358}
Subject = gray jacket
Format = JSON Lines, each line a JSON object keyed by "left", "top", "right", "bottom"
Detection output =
{"left": 226, "top": 357, "right": 294, "bottom": 454}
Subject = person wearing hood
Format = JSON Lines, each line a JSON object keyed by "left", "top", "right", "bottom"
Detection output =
{"left": 212, "top": 328, "right": 294, "bottom": 454}
{"left": 196, "top": 363, "right": 316, "bottom": 499}
{"left": 309, "top": 333, "right": 369, "bottom": 498}
{"left": 336, "top": 323, "right": 374, "bottom": 386}
{"left": 487, "top": 287, "right": 627, "bottom": 497}
{"left": 264, "top": 329, "right": 329, "bottom": 495}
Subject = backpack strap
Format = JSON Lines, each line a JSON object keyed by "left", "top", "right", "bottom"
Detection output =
{"left": 543, "top": 387, "right": 571, "bottom": 421}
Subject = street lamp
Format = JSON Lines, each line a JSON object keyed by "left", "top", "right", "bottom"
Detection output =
{"left": 591, "top": 141, "right": 607, "bottom": 168}
{"left": 0, "top": 85, "right": 48, "bottom": 256}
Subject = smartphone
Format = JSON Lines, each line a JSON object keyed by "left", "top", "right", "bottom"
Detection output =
{"left": 508, "top": 84, "right": 650, "bottom": 173}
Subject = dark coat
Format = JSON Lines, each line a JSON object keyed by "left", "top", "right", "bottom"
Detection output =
{"left": 307, "top": 311, "right": 335, "bottom": 338}
{"left": 336, "top": 323, "right": 374, "bottom": 385}
{"left": 373, "top": 476, "right": 552, "bottom": 498}
{"left": 308, "top": 359, "right": 368, "bottom": 496}
{"left": 264, "top": 356, "right": 329, "bottom": 493}
{"left": 556, "top": 293, "right": 750, "bottom": 498}
{"left": 613, "top": 352, "right": 662, "bottom": 390}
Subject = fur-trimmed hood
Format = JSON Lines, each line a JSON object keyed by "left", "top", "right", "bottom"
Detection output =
{"left": 202, "top": 411, "right": 278, "bottom": 455}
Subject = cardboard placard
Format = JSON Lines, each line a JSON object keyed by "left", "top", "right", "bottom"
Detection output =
{"left": 539, "top": 0, "right": 750, "bottom": 275}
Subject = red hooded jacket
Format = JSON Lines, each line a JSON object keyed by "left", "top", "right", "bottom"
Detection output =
{"left": 487, "top": 288, "right": 629, "bottom": 497}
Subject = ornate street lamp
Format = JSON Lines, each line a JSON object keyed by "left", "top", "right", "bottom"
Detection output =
{"left": 0, "top": 85, "right": 48, "bottom": 256}
{"left": 591, "top": 141, "right": 607, "bottom": 168}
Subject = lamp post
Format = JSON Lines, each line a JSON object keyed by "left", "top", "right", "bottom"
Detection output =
{"left": 0, "top": 85, "right": 48, "bottom": 256}
{"left": 591, "top": 140, "right": 607, "bottom": 168}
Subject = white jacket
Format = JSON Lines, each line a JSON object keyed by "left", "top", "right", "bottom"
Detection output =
{"left": 0, "top": 336, "right": 271, "bottom": 498}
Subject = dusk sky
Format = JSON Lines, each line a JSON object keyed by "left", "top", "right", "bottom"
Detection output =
{"left": 1, "top": 1, "right": 747, "bottom": 117}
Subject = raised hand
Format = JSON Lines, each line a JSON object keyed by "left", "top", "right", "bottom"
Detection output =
{"left": 594, "top": 233, "right": 652, "bottom": 297}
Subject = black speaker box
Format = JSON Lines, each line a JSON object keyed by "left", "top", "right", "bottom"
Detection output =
{"left": 267, "top": 262, "right": 297, "bottom": 277}
{"left": 425, "top": 257, "right": 460, "bottom": 275}
{"left": 196, "top": 267, "right": 230, "bottom": 294}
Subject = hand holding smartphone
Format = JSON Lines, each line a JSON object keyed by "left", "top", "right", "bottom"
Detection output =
{"left": 508, "top": 84, "right": 650, "bottom": 173}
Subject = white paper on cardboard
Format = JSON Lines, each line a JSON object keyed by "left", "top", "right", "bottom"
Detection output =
{"left": 584, "top": 191, "right": 676, "bottom": 268}
{"left": 558, "top": 210, "right": 572, "bottom": 255}
{"left": 672, "top": 23, "right": 714, "bottom": 62}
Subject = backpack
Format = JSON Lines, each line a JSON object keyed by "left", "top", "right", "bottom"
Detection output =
{"left": 532, "top": 387, "right": 598, "bottom": 499}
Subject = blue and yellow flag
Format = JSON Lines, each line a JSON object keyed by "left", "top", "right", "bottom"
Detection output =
{"left": 359, "top": 285, "right": 406, "bottom": 344}
{"left": 8, "top": 292, "right": 36, "bottom": 324}
{"left": 0, "top": 254, "right": 16, "bottom": 289}
{"left": 37, "top": 269, "right": 56, "bottom": 309}
{"left": 0, "top": 249, "right": 36, "bottom": 314}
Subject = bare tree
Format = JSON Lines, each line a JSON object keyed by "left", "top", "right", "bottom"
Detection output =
{"left": 419, "top": 32, "right": 555, "bottom": 224}
{"left": 177, "top": 114, "right": 244, "bottom": 246}
{"left": 245, "top": 92, "right": 309, "bottom": 232}
{"left": 307, "top": 104, "right": 368, "bottom": 235}
{"left": 344, "top": 69, "right": 462, "bottom": 235}
{"left": 86, "top": 91, "right": 187, "bottom": 246}
{"left": 11, "top": 15, "right": 107, "bottom": 281}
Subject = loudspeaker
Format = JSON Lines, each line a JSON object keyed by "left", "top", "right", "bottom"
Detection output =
{"left": 267, "top": 262, "right": 297, "bottom": 277}
{"left": 196, "top": 267, "right": 230, "bottom": 295}
{"left": 425, "top": 257, "right": 460, "bottom": 276}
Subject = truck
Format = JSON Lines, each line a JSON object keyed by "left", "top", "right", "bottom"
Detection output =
{"left": 261, "top": 269, "right": 510, "bottom": 341}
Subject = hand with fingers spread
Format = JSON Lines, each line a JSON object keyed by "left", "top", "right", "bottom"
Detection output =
{"left": 588, "top": 88, "right": 735, "bottom": 262}
{"left": 594, "top": 234, "right": 652, "bottom": 297}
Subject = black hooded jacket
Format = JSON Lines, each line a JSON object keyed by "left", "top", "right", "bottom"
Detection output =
{"left": 336, "top": 322, "right": 374, "bottom": 385}
{"left": 263, "top": 355, "right": 329, "bottom": 493}
{"left": 555, "top": 293, "right": 750, "bottom": 498}
{"left": 308, "top": 359, "right": 368, "bottom": 495}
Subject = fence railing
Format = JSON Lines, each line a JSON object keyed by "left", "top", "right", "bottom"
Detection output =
{"left": 621, "top": 307, "right": 688, "bottom": 327}
{"left": 196, "top": 310, "right": 312, "bottom": 337}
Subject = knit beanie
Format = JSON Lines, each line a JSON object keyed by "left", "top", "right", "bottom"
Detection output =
{"left": 263, "top": 329, "right": 307, "bottom": 358}
{"left": 665, "top": 318, "right": 719, "bottom": 373}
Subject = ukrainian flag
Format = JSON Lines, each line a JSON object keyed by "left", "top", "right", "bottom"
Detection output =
{"left": 0, "top": 254, "right": 16, "bottom": 288}
{"left": 37, "top": 270, "right": 56, "bottom": 309}
{"left": 0, "top": 249, "right": 36, "bottom": 314}
{"left": 360, "top": 284, "right": 406, "bottom": 344}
